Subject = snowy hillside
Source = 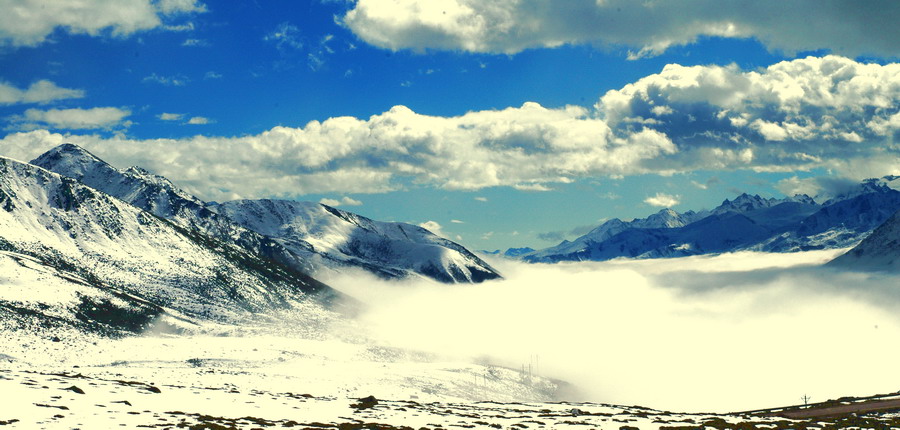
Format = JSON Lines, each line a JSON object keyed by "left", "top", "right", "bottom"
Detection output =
{"left": 828, "top": 208, "right": 900, "bottom": 271}
{"left": 524, "top": 184, "right": 900, "bottom": 263}
{"left": 0, "top": 156, "right": 340, "bottom": 334}
{"left": 33, "top": 144, "right": 500, "bottom": 283}
{"left": 213, "top": 199, "right": 502, "bottom": 283}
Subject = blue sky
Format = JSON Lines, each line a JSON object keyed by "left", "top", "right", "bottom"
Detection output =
{"left": 1, "top": 0, "right": 899, "bottom": 250}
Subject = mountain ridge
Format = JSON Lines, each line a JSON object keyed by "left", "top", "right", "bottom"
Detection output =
{"left": 31, "top": 143, "right": 500, "bottom": 284}
{"left": 519, "top": 182, "right": 900, "bottom": 263}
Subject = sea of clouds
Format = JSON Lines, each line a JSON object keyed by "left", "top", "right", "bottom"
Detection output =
{"left": 324, "top": 249, "right": 900, "bottom": 412}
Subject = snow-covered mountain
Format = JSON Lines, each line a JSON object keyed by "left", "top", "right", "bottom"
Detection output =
{"left": 828, "top": 208, "right": 900, "bottom": 271}
{"left": 31, "top": 144, "right": 319, "bottom": 274}
{"left": 524, "top": 183, "right": 900, "bottom": 263}
{"left": 0, "top": 155, "right": 340, "bottom": 335}
{"left": 212, "top": 199, "right": 501, "bottom": 283}
{"left": 523, "top": 209, "right": 708, "bottom": 262}
{"left": 32, "top": 144, "right": 500, "bottom": 283}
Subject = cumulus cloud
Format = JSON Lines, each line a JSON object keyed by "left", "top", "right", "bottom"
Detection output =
{"left": 597, "top": 56, "right": 900, "bottom": 179}
{"left": 644, "top": 192, "right": 680, "bottom": 207}
{"left": 775, "top": 175, "right": 870, "bottom": 201}
{"left": 0, "top": 80, "right": 84, "bottom": 105}
{"left": 158, "top": 112, "right": 183, "bottom": 121}
{"left": 143, "top": 73, "right": 188, "bottom": 86}
{"left": 6, "top": 107, "right": 130, "bottom": 131}
{"left": 418, "top": 220, "right": 445, "bottom": 238}
{"left": 323, "top": 249, "right": 900, "bottom": 412}
{"left": 187, "top": 116, "right": 211, "bottom": 124}
{"left": 0, "top": 56, "right": 898, "bottom": 200}
{"left": 319, "top": 196, "right": 363, "bottom": 207}
{"left": 156, "top": 0, "right": 206, "bottom": 15}
{"left": 0, "top": 0, "right": 206, "bottom": 47}
{"left": 342, "top": 0, "right": 900, "bottom": 58}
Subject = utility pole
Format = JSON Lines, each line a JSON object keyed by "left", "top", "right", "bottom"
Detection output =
{"left": 801, "top": 394, "right": 811, "bottom": 405}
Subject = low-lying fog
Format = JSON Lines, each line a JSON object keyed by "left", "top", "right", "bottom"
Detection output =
{"left": 324, "top": 249, "right": 900, "bottom": 413}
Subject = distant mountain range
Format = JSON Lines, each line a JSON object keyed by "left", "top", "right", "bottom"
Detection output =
{"left": 491, "top": 177, "right": 900, "bottom": 265}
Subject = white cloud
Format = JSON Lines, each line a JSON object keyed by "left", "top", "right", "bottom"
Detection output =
{"left": 181, "top": 38, "right": 208, "bottom": 47}
{"left": 6, "top": 107, "right": 130, "bottom": 131}
{"left": 187, "top": 116, "right": 211, "bottom": 125}
{"left": 597, "top": 56, "right": 900, "bottom": 178}
{"left": 264, "top": 22, "right": 303, "bottom": 51}
{"left": 775, "top": 176, "right": 863, "bottom": 201}
{"left": 156, "top": 0, "right": 206, "bottom": 15}
{"left": 474, "top": 197, "right": 488, "bottom": 202}
{"left": 418, "top": 220, "right": 445, "bottom": 238}
{"left": 1, "top": 57, "right": 898, "bottom": 200}
{"left": 450, "top": 219, "right": 464, "bottom": 224}
{"left": 644, "top": 192, "right": 680, "bottom": 207}
{"left": 204, "top": 71, "right": 223, "bottom": 79}
{"left": 0, "top": 0, "right": 206, "bottom": 47}
{"left": 143, "top": 74, "right": 188, "bottom": 86}
{"left": 0, "top": 80, "right": 84, "bottom": 105}
{"left": 342, "top": 0, "right": 900, "bottom": 58}
{"left": 512, "top": 183, "right": 553, "bottom": 192}
{"left": 319, "top": 196, "right": 363, "bottom": 207}
{"left": 158, "top": 112, "right": 183, "bottom": 121}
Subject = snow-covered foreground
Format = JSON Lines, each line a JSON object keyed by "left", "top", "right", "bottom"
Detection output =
{"left": 5, "top": 353, "right": 900, "bottom": 430}
{"left": 4, "top": 249, "right": 900, "bottom": 428}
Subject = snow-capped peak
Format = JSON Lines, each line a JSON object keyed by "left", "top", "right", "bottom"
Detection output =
{"left": 29, "top": 143, "right": 115, "bottom": 183}
{"left": 712, "top": 193, "right": 779, "bottom": 214}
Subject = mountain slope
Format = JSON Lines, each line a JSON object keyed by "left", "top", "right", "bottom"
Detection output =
{"left": 213, "top": 199, "right": 501, "bottom": 283}
{"left": 827, "top": 208, "right": 900, "bottom": 271}
{"left": 0, "top": 156, "right": 340, "bottom": 334}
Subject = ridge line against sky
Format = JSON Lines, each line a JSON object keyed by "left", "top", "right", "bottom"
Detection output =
{"left": 1, "top": 0, "right": 898, "bottom": 250}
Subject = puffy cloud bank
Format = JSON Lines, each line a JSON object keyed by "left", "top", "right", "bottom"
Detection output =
{"left": 6, "top": 107, "right": 131, "bottom": 131}
{"left": 0, "top": 80, "right": 84, "bottom": 105}
{"left": 342, "top": 0, "right": 900, "bottom": 58}
{"left": 0, "top": 0, "right": 206, "bottom": 47}
{"left": 324, "top": 250, "right": 900, "bottom": 412}
{"left": 1, "top": 56, "right": 898, "bottom": 200}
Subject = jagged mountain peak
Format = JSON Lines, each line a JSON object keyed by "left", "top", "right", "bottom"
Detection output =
{"left": 787, "top": 194, "right": 816, "bottom": 205}
{"left": 30, "top": 143, "right": 114, "bottom": 182}
{"left": 32, "top": 144, "right": 205, "bottom": 219}
{"left": 714, "top": 193, "right": 774, "bottom": 213}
